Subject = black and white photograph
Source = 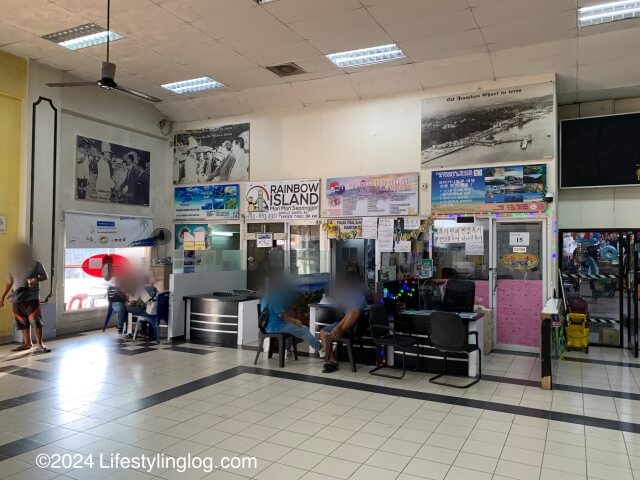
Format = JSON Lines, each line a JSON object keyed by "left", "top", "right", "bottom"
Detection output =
{"left": 75, "top": 135, "right": 150, "bottom": 206}
{"left": 421, "top": 82, "right": 555, "bottom": 168}
{"left": 173, "top": 123, "right": 250, "bottom": 185}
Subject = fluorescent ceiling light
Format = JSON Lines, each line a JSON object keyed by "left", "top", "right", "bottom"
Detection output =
{"left": 161, "top": 77, "right": 225, "bottom": 94}
{"left": 578, "top": 0, "right": 640, "bottom": 27}
{"left": 211, "top": 232, "right": 234, "bottom": 237}
{"left": 326, "top": 43, "right": 406, "bottom": 68}
{"left": 42, "top": 23, "right": 123, "bottom": 50}
{"left": 254, "top": 0, "right": 278, "bottom": 4}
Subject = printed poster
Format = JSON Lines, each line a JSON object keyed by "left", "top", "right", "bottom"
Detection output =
{"left": 326, "top": 219, "right": 362, "bottom": 239}
{"left": 174, "top": 184, "right": 239, "bottom": 220}
{"left": 421, "top": 82, "right": 555, "bottom": 168}
{"left": 175, "top": 224, "right": 210, "bottom": 250}
{"left": 65, "top": 213, "right": 153, "bottom": 248}
{"left": 245, "top": 179, "right": 320, "bottom": 220}
{"left": 173, "top": 123, "right": 249, "bottom": 184}
{"left": 326, "top": 173, "right": 419, "bottom": 217}
{"left": 431, "top": 164, "right": 547, "bottom": 214}
{"left": 75, "top": 135, "right": 150, "bottom": 206}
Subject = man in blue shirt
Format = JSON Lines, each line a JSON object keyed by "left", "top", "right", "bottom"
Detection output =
{"left": 320, "top": 273, "right": 368, "bottom": 373}
{"left": 262, "top": 280, "right": 321, "bottom": 355}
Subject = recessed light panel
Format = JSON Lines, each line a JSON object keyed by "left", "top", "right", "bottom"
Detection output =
{"left": 578, "top": 0, "right": 640, "bottom": 27}
{"left": 42, "top": 23, "right": 123, "bottom": 50}
{"left": 161, "top": 77, "right": 225, "bottom": 94}
{"left": 326, "top": 44, "right": 406, "bottom": 68}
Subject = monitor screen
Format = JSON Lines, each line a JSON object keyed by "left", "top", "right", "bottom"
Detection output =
{"left": 561, "top": 113, "right": 640, "bottom": 188}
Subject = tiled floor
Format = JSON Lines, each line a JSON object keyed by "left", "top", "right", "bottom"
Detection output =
{"left": 1, "top": 333, "right": 640, "bottom": 479}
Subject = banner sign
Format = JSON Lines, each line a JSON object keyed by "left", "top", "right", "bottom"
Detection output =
{"left": 326, "top": 219, "right": 363, "bottom": 239}
{"left": 326, "top": 173, "right": 419, "bottom": 217}
{"left": 174, "top": 184, "right": 239, "bottom": 220}
{"left": 245, "top": 179, "right": 320, "bottom": 220}
{"left": 65, "top": 212, "right": 153, "bottom": 248}
{"left": 431, "top": 164, "right": 547, "bottom": 214}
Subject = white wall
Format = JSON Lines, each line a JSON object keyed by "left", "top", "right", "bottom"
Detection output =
{"left": 26, "top": 61, "right": 171, "bottom": 334}
{"left": 176, "top": 73, "right": 556, "bottom": 216}
{"left": 558, "top": 98, "right": 640, "bottom": 229}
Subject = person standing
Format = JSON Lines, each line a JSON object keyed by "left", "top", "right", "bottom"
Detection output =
{"left": 96, "top": 142, "right": 115, "bottom": 201}
{"left": 229, "top": 137, "right": 248, "bottom": 180}
{"left": 0, "top": 244, "right": 50, "bottom": 352}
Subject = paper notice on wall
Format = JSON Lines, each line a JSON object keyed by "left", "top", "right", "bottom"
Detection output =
{"left": 377, "top": 218, "right": 394, "bottom": 252}
{"left": 509, "top": 232, "right": 530, "bottom": 246}
{"left": 362, "top": 217, "right": 378, "bottom": 239}
{"left": 459, "top": 226, "right": 483, "bottom": 243}
{"left": 403, "top": 217, "right": 421, "bottom": 231}
{"left": 184, "top": 230, "right": 206, "bottom": 251}
{"left": 437, "top": 227, "right": 460, "bottom": 244}
{"left": 394, "top": 240, "right": 411, "bottom": 253}
{"left": 256, "top": 233, "right": 273, "bottom": 248}
{"left": 465, "top": 242, "right": 485, "bottom": 256}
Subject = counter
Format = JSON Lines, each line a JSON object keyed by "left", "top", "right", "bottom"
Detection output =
{"left": 185, "top": 293, "right": 259, "bottom": 346}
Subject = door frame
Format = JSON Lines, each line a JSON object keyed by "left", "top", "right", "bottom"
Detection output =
{"left": 491, "top": 217, "right": 548, "bottom": 353}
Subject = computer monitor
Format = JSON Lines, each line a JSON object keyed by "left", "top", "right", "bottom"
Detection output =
{"left": 442, "top": 279, "right": 475, "bottom": 313}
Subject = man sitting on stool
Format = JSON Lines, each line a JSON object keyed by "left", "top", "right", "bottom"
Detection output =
{"left": 320, "top": 273, "right": 368, "bottom": 373}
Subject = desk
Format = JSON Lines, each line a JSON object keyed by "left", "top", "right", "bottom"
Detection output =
{"left": 398, "top": 309, "right": 485, "bottom": 377}
{"left": 184, "top": 294, "right": 259, "bottom": 346}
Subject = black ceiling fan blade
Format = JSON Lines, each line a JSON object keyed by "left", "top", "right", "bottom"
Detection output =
{"left": 46, "top": 81, "right": 98, "bottom": 87}
{"left": 115, "top": 84, "right": 162, "bottom": 103}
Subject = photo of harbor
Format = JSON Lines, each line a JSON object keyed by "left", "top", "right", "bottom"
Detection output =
{"left": 421, "top": 82, "right": 555, "bottom": 167}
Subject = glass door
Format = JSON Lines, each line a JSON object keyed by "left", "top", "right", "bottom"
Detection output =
{"left": 493, "top": 220, "right": 545, "bottom": 351}
{"left": 246, "top": 223, "right": 285, "bottom": 291}
{"left": 289, "top": 224, "right": 321, "bottom": 275}
{"left": 628, "top": 233, "right": 639, "bottom": 357}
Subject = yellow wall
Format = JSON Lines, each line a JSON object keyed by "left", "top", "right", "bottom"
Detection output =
{"left": 0, "top": 51, "right": 27, "bottom": 338}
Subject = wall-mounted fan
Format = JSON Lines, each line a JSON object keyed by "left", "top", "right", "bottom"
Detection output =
{"left": 46, "top": 0, "right": 161, "bottom": 103}
{"left": 152, "top": 227, "right": 172, "bottom": 266}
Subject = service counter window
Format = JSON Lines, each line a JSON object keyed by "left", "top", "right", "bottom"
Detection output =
{"left": 431, "top": 219, "right": 490, "bottom": 281}
{"left": 64, "top": 247, "right": 150, "bottom": 311}
{"left": 379, "top": 218, "right": 430, "bottom": 283}
{"left": 174, "top": 223, "right": 241, "bottom": 274}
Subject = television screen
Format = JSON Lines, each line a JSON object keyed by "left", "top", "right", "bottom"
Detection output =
{"left": 561, "top": 113, "right": 640, "bottom": 188}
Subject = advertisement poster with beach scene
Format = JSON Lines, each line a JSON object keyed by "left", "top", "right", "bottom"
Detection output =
{"left": 431, "top": 164, "right": 547, "bottom": 214}
{"left": 421, "top": 82, "right": 555, "bottom": 168}
{"left": 174, "top": 184, "right": 239, "bottom": 220}
{"left": 326, "top": 173, "right": 419, "bottom": 217}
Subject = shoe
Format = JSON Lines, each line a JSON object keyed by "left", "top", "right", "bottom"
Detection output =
{"left": 322, "top": 362, "right": 339, "bottom": 373}
{"left": 34, "top": 345, "right": 51, "bottom": 353}
{"left": 319, "top": 348, "right": 326, "bottom": 359}
{"left": 117, "top": 328, "right": 123, "bottom": 334}
{"left": 286, "top": 349, "right": 294, "bottom": 359}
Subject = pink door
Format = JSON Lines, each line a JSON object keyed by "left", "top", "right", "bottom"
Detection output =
{"left": 494, "top": 221, "right": 544, "bottom": 349}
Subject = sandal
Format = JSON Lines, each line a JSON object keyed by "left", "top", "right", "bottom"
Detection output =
{"left": 11, "top": 344, "right": 32, "bottom": 352}
{"left": 34, "top": 346, "right": 51, "bottom": 353}
{"left": 322, "top": 363, "right": 339, "bottom": 373}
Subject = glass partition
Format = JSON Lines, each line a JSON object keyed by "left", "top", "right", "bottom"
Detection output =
{"left": 173, "top": 223, "right": 242, "bottom": 274}
{"left": 432, "top": 218, "right": 490, "bottom": 281}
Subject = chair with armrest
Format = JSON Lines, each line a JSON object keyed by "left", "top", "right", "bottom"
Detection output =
{"left": 333, "top": 308, "right": 370, "bottom": 373}
{"left": 368, "top": 304, "right": 419, "bottom": 379}
{"left": 428, "top": 311, "right": 481, "bottom": 388}
{"left": 131, "top": 291, "right": 170, "bottom": 344}
{"left": 253, "top": 303, "right": 298, "bottom": 368}
{"left": 442, "top": 279, "right": 475, "bottom": 313}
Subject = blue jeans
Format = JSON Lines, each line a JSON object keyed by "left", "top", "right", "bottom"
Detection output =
{"left": 111, "top": 302, "right": 127, "bottom": 330}
{"left": 277, "top": 323, "right": 321, "bottom": 352}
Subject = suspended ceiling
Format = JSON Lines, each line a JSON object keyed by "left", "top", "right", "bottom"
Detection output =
{"left": 2, "top": 0, "right": 640, "bottom": 121}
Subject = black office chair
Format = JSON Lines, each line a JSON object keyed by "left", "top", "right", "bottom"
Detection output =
{"left": 443, "top": 279, "right": 475, "bottom": 313}
{"left": 253, "top": 304, "right": 298, "bottom": 368}
{"left": 369, "top": 304, "right": 419, "bottom": 379}
{"left": 334, "top": 309, "right": 370, "bottom": 373}
{"left": 428, "top": 311, "right": 481, "bottom": 388}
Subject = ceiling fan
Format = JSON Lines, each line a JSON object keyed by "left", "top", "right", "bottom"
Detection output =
{"left": 46, "top": 0, "right": 161, "bottom": 103}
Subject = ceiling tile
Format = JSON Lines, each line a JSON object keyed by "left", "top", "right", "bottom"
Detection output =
{"left": 305, "top": 27, "right": 393, "bottom": 55}
{"left": 265, "top": 0, "right": 362, "bottom": 24}
{"left": 578, "top": 26, "right": 640, "bottom": 66}
{"left": 51, "top": 0, "right": 154, "bottom": 23}
{"left": 4, "top": 0, "right": 88, "bottom": 36}
{"left": 289, "top": 9, "right": 376, "bottom": 41}
{"left": 399, "top": 29, "right": 486, "bottom": 62}
{"left": 492, "top": 39, "right": 577, "bottom": 79}
{"left": 1, "top": 37, "right": 66, "bottom": 59}
{"left": 156, "top": 0, "right": 256, "bottom": 23}
{"left": 190, "top": 91, "right": 252, "bottom": 118}
{"left": 240, "top": 41, "right": 321, "bottom": 67}
{"left": 291, "top": 74, "right": 358, "bottom": 105}
{"left": 37, "top": 51, "right": 97, "bottom": 71}
{"left": 367, "top": 0, "right": 469, "bottom": 26}
{"left": 0, "top": 22, "right": 32, "bottom": 46}
{"left": 243, "top": 84, "right": 302, "bottom": 111}
{"left": 472, "top": 0, "right": 575, "bottom": 26}
{"left": 213, "top": 67, "right": 284, "bottom": 90}
{"left": 350, "top": 63, "right": 422, "bottom": 98}
{"left": 156, "top": 98, "right": 208, "bottom": 121}
{"left": 414, "top": 52, "right": 495, "bottom": 89}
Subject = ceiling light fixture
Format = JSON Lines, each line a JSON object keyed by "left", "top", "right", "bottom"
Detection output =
{"left": 254, "top": 0, "right": 278, "bottom": 4}
{"left": 578, "top": 0, "right": 640, "bottom": 27}
{"left": 42, "top": 23, "right": 123, "bottom": 50}
{"left": 326, "top": 43, "right": 406, "bottom": 68}
{"left": 161, "top": 77, "right": 225, "bottom": 94}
